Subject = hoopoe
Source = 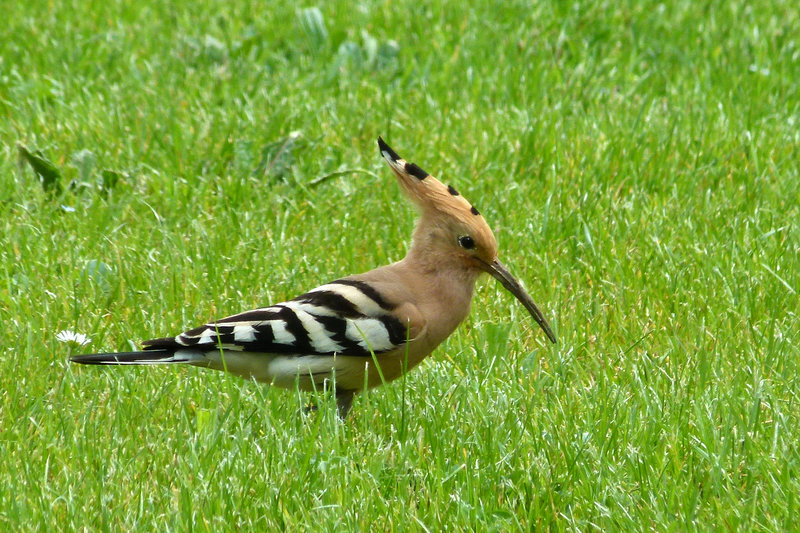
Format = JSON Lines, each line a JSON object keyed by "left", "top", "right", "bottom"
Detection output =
{"left": 71, "top": 138, "right": 556, "bottom": 418}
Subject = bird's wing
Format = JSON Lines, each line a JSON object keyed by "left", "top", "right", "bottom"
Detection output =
{"left": 142, "top": 279, "right": 423, "bottom": 357}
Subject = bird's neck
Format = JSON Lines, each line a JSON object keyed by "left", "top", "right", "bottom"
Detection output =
{"left": 403, "top": 225, "right": 482, "bottom": 326}
{"left": 404, "top": 243, "right": 480, "bottom": 284}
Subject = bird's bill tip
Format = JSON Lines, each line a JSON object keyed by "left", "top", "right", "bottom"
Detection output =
{"left": 484, "top": 259, "right": 557, "bottom": 344}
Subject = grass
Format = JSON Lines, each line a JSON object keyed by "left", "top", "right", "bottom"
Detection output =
{"left": 1, "top": 0, "right": 799, "bottom": 529}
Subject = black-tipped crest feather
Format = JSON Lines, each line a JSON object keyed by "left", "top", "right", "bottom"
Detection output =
{"left": 404, "top": 162, "right": 429, "bottom": 180}
{"left": 377, "top": 137, "right": 400, "bottom": 161}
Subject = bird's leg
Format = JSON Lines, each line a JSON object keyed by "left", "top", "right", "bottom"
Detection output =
{"left": 336, "top": 391, "right": 355, "bottom": 420}
{"left": 302, "top": 391, "right": 354, "bottom": 419}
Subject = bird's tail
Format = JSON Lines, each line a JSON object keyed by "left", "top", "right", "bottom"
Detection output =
{"left": 70, "top": 350, "right": 201, "bottom": 365}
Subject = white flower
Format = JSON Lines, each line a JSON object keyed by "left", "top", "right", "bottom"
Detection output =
{"left": 56, "top": 330, "right": 90, "bottom": 346}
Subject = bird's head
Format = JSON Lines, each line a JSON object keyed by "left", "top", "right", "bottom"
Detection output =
{"left": 377, "top": 137, "right": 556, "bottom": 344}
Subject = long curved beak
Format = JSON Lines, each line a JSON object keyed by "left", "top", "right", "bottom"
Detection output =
{"left": 482, "top": 259, "right": 557, "bottom": 344}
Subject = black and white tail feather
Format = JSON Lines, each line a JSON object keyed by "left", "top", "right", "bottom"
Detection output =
{"left": 69, "top": 350, "right": 199, "bottom": 365}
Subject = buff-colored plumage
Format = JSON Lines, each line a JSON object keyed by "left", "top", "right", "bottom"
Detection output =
{"left": 71, "top": 137, "right": 555, "bottom": 418}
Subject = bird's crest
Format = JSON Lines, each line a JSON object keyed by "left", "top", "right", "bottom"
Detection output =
{"left": 377, "top": 137, "right": 498, "bottom": 259}
{"left": 378, "top": 137, "right": 484, "bottom": 222}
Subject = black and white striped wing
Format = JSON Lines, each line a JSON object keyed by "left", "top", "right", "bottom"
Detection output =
{"left": 142, "top": 280, "right": 409, "bottom": 357}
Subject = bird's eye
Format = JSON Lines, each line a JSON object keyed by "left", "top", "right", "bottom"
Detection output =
{"left": 458, "top": 235, "right": 476, "bottom": 250}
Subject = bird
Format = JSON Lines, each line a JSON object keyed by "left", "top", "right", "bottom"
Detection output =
{"left": 70, "top": 137, "right": 556, "bottom": 419}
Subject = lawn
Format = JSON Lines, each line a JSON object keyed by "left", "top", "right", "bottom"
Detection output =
{"left": 1, "top": 0, "right": 799, "bottom": 529}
